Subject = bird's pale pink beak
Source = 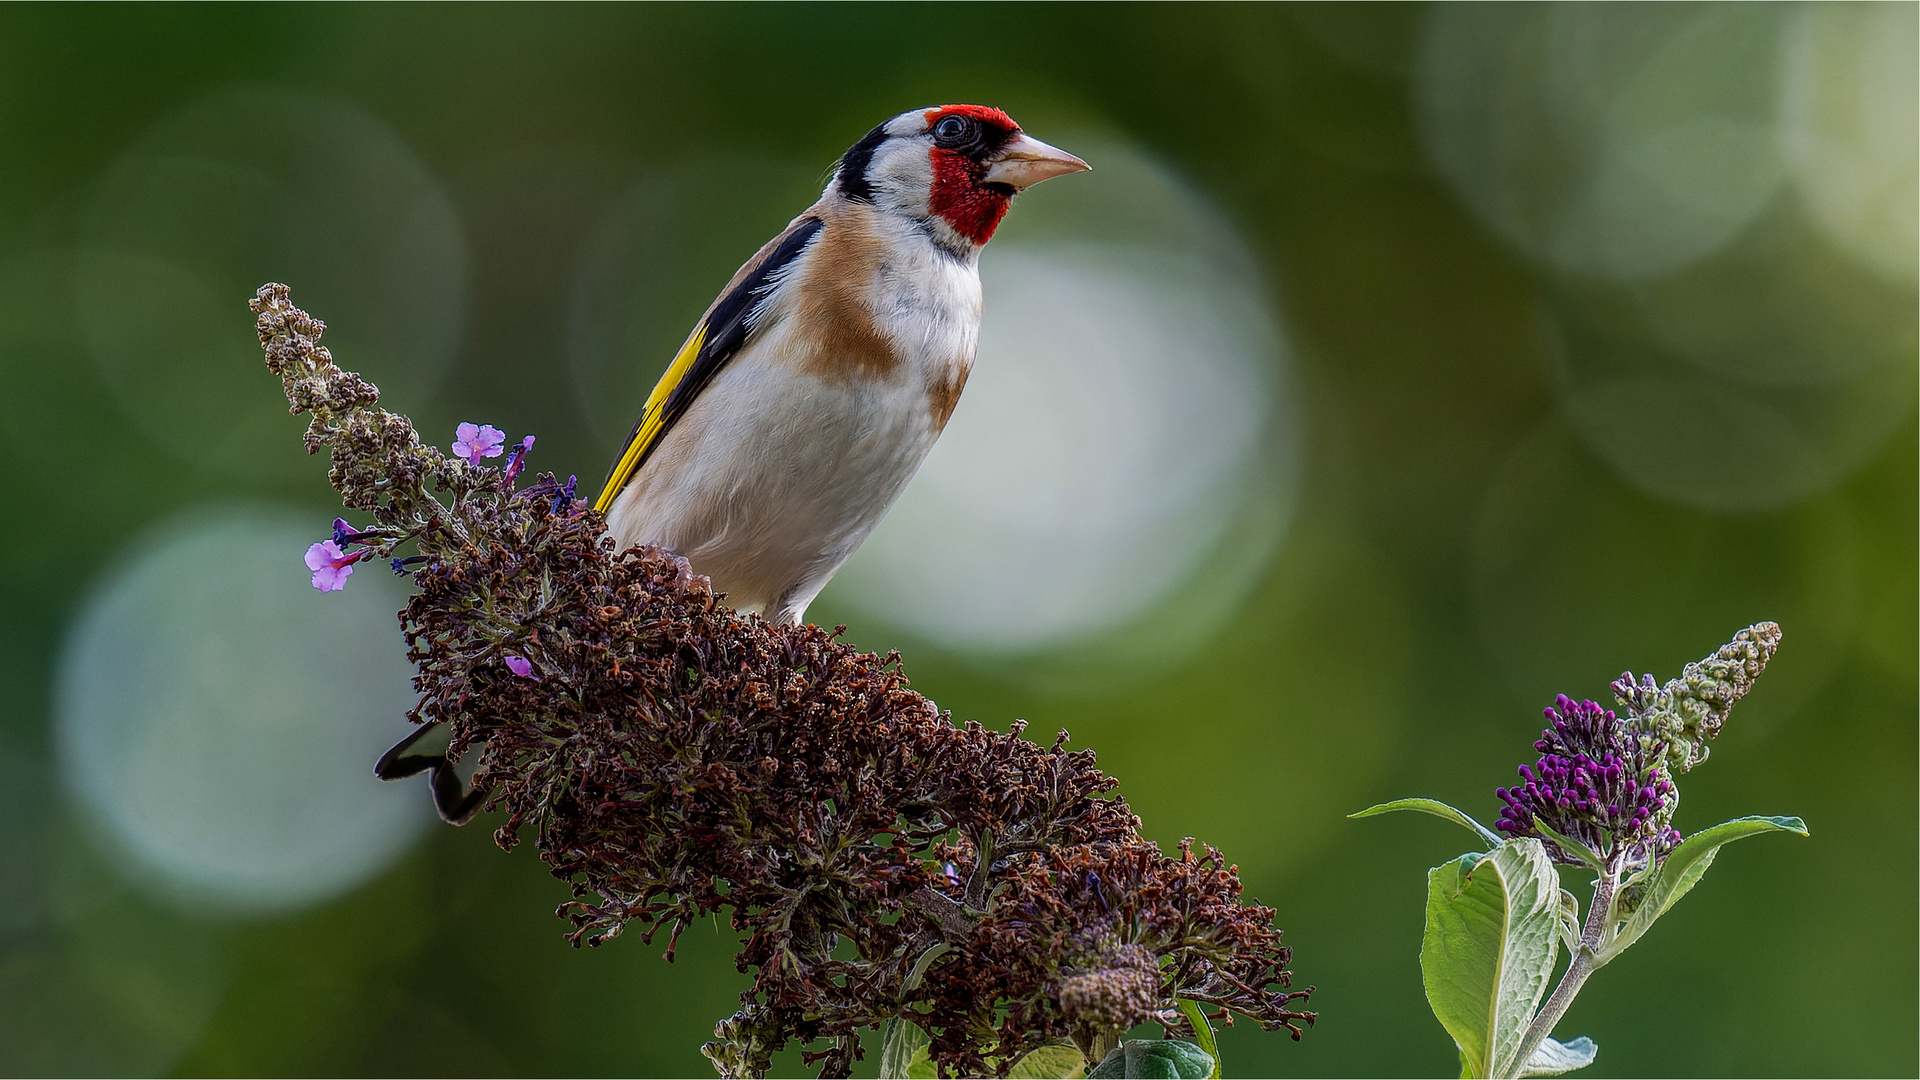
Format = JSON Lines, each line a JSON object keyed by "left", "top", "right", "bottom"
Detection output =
{"left": 983, "top": 134, "right": 1090, "bottom": 190}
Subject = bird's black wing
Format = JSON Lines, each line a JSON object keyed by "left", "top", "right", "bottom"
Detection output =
{"left": 593, "top": 215, "right": 825, "bottom": 511}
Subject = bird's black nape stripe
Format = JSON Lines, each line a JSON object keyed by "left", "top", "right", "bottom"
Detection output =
{"left": 835, "top": 122, "right": 891, "bottom": 203}
{"left": 644, "top": 216, "right": 826, "bottom": 469}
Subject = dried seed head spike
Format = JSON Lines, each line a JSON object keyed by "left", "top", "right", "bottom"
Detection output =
{"left": 252, "top": 284, "right": 1311, "bottom": 1078}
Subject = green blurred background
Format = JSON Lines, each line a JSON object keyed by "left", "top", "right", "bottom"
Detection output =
{"left": 0, "top": 3, "right": 1913, "bottom": 1076}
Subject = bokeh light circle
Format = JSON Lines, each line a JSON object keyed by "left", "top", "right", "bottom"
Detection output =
{"left": 1541, "top": 293, "right": 1913, "bottom": 514}
{"left": 74, "top": 85, "right": 467, "bottom": 479}
{"left": 1416, "top": 3, "right": 1789, "bottom": 280}
{"left": 56, "top": 505, "right": 428, "bottom": 913}
{"left": 1781, "top": 1, "right": 1920, "bottom": 287}
{"left": 1418, "top": 4, "right": 1916, "bottom": 513}
{"left": 1472, "top": 419, "right": 1859, "bottom": 730}
{"left": 826, "top": 141, "right": 1293, "bottom": 655}
{"left": 830, "top": 246, "right": 1279, "bottom": 649}
{"left": 1617, "top": 207, "right": 1918, "bottom": 390}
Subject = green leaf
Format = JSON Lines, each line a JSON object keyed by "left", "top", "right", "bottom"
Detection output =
{"left": 1554, "top": 888, "right": 1581, "bottom": 953}
{"left": 1520, "top": 1036, "right": 1597, "bottom": 1076}
{"left": 1174, "top": 999, "right": 1222, "bottom": 1079}
{"left": 1352, "top": 798, "right": 1507, "bottom": 849}
{"left": 1530, "top": 819, "right": 1605, "bottom": 872}
{"left": 894, "top": 1028, "right": 1086, "bottom": 1079}
{"left": 1596, "top": 815, "right": 1807, "bottom": 966}
{"left": 1008, "top": 1043, "right": 1088, "bottom": 1079}
{"left": 904, "top": 942, "right": 950, "bottom": 992}
{"left": 1087, "top": 1040, "right": 1215, "bottom": 1079}
{"left": 1420, "top": 840, "right": 1562, "bottom": 1079}
{"left": 880, "top": 1016, "right": 931, "bottom": 1080}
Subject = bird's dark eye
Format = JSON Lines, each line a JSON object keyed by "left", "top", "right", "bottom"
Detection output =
{"left": 932, "top": 115, "right": 972, "bottom": 146}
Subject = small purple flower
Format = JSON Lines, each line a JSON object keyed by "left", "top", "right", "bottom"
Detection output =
{"left": 502, "top": 435, "right": 536, "bottom": 485}
{"left": 452, "top": 422, "right": 506, "bottom": 461}
{"left": 550, "top": 474, "right": 579, "bottom": 515}
{"left": 331, "top": 517, "right": 381, "bottom": 548}
{"left": 1083, "top": 870, "right": 1112, "bottom": 913}
{"left": 304, "top": 539, "right": 362, "bottom": 592}
{"left": 505, "top": 654, "right": 537, "bottom": 679}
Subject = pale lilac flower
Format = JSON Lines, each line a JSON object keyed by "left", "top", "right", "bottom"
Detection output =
{"left": 505, "top": 654, "right": 537, "bottom": 679}
{"left": 452, "top": 422, "right": 506, "bottom": 461}
{"left": 305, "top": 539, "right": 361, "bottom": 592}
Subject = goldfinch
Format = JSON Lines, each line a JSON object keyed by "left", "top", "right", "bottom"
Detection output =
{"left": 594, "top": 104, "right": 1088, "bottom": 626}
{"left": 379, "top": 106, "right": 1084, "bottom": 824}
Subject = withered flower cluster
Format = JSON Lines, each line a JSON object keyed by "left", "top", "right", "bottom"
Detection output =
{"left": 252, "top": 284, "right": 1312, "bottom": 1078}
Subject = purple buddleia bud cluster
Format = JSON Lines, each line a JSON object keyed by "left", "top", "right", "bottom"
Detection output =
{"left": 1495, "top": 624, "right": 1779, "bottom": 872}
{"left": 1495, "top": 696, "right": 1680, "bottom": 870}
{"left": 251, "top": 284, "right": 1312, "bottom": 1079}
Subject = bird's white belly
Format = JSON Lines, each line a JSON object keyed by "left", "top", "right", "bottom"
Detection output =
{"left": 605, "top": 350, "right": 944, "bottom": 623}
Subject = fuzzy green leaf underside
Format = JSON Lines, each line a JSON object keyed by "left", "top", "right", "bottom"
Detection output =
{"left": 1421, "top": 839, "right": 1562, "bottom": 1079}
{"left": 1520, "top": 1036, "right": 1598, "bottom": 1076}
{"left": 880, "top": 1017, "right": 931, "bottom": 1080}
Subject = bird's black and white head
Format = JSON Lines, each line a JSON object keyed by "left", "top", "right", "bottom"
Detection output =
{"left": 832, "top": 105, "right": 1088, "bottom": 255}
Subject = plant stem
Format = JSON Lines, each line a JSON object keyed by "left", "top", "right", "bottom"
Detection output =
{"left": 1506, "top": 874, "right": 1617, "bottom": 1078}
{"left": 1082, "top": 1027, "right": 1122, "bottom": 1071}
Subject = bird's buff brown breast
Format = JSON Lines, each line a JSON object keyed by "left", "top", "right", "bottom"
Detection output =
{"left": 789, "top": 203, "right": 974, "bottom": 433}
{"left": 790, "top": 209, "right": 900, "bottom": 385}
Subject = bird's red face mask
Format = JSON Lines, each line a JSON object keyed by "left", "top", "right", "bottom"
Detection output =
{"left": 923, "top": 105, "right": 1088, "bottom": 246}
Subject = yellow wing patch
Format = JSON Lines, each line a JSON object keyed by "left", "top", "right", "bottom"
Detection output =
{"left": 594, "top": 323, "right": 708, "bottom": 512}
{"left": 592, "top": 213, "right": 826, "bottom": 514}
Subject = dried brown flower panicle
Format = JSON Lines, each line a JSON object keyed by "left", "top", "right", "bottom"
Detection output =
{"left": 253, "top": 283, "right": 1312, "bottom": 1078}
